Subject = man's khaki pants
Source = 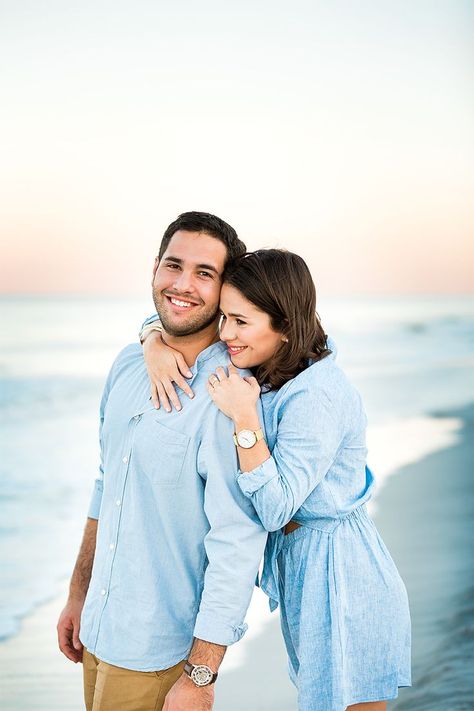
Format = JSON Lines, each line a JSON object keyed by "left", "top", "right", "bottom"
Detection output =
{"left": 83, "top": 649, "right": 186, "bottom": 711}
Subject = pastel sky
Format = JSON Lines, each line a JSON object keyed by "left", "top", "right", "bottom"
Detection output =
{"left": 1, "top": 0, "right": 472, "bottom": 296}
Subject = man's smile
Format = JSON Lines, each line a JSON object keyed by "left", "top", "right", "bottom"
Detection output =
{"left": 164, "top": 294, "right": 201, "bottom": 312}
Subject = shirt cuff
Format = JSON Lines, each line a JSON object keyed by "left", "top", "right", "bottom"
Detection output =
{"left": 87, "top": 479, "right": 103, "bottom": 519}
{"left": 193, "top": 613, "right": 248, "bottom": 646}
{"left": 236, "top": 458, "right": 279, "bottom": 496}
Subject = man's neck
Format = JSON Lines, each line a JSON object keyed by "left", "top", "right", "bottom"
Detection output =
{"left": 161, "top": 322, "right": 221, "bottom": 367}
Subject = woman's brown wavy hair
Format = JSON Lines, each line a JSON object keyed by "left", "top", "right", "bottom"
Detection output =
{"left": 223, "top": 249, "right": 331, "bottom": 391}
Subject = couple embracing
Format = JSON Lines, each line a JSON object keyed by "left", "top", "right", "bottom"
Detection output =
{"left": 57, "top": 211, "right": 411, "bottom": 711}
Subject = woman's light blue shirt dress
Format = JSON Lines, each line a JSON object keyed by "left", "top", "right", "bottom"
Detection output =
{"left": 236, "top": 342, "right": 411, "bottom": 711}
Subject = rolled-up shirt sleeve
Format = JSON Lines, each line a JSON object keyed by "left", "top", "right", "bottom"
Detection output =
{"left": 87, "top": 360, "right": 116, "bottom": 520}
{"left": 193, "top": 407, "right": 267, "bottom": 646}
{"left": 140, "top": 313, "right": 160, "bottom": 331}
{"left": 237, "top": 378, "right": 348, "bottom": 531}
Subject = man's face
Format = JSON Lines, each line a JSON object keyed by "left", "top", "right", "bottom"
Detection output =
{"left": 152, "top": 230, "right": 227, "bottom": 337}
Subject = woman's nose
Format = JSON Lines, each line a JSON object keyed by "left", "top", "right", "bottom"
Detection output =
{"left": 219, "top": 319, "right": 235, "bottom": 341}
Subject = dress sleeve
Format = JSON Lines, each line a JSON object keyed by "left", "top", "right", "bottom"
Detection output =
{"left": 138, "top": 313, "right": 161, "bottom": 340}
{"left": 237, "top": 378, "right": 347, "bottom": 531}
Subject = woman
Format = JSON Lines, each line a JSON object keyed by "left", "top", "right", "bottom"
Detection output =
{"left": 141, "top": 249, "right": 411, "bottom": 711}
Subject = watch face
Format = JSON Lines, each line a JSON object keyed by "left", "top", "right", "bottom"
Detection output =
{"left": 237, "top": 429, "right": 257, "bottom": 449}
{"left": 191, "top": 665, "right": 214, "bottom": 686}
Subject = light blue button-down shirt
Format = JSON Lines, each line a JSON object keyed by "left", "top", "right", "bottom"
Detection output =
{"left": 80, "top": 340, "right": 267, "bottom": 672}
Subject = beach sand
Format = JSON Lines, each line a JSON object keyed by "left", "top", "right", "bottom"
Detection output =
{"left": 1, "top": 406, "right": 472, "bottom": 710}
{"left": 383, "top": 405, "right": 474, "bottom": 710}
{"left": 0, "top": 581, "right": 84, "bottom": 710}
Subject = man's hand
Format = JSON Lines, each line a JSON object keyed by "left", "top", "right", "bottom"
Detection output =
{"left": 57, "top": 597, "right": 84, "bottom": 663}
{"left": 57, "top": 517, "right": 97, "bottom": 663}
{"left": 163, "top": 673, "right": 214, "bottom": 711}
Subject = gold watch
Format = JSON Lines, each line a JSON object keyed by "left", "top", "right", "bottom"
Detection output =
{"left": 233, "top": 428, "right": 264, "bottom": 449}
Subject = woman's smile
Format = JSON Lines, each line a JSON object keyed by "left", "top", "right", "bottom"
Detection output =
{"left": 226, "top": 344, "right": 248, "bottom": 356}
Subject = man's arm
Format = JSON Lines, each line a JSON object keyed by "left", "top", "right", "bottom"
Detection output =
{"left": 163, "top": 638, "right": 226, "bottom": 711}
{"left": 57, "top": 349, "right": 116, "bottom": 662}
{"left": 164, "top": 405, "right": 267, "bottom": 710}
{"left": 57, "top": 517, "right": 97, "bottom": 663}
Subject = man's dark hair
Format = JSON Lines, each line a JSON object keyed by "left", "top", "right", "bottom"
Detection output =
{"left": 158, "top": 211, "right": 246, "bottom": 263}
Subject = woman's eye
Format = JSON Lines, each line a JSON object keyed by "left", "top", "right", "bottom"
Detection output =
{"left": 236, "top": 319, "right": 246, "bottom": 326}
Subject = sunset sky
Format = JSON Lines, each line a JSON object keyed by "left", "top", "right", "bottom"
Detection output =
{"left": 1, "top": 0, "right": 472, "bottom": 296}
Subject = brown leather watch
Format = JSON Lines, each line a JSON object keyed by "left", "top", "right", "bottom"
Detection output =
{"left": 183, "top": 661, "right": 218, "bottom": 686}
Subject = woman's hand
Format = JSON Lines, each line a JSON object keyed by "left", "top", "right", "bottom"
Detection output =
{"left": 143, "top": 332, "right": 194, "bottom": 411}
{"left": 206, "top": 364, "right": 260, "bottom": 422}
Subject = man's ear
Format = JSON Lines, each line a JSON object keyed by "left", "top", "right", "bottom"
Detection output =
{"left": 151, "top": 256, "right": 160, "bottom": 285}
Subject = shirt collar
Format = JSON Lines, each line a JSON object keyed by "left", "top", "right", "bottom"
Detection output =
{"left": 192, "top": 340, "right": 227, "bottom": 372}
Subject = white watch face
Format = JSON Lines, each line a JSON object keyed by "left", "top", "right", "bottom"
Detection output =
{"left": 191, "top": 664, "right": 213, "bottom": 686}
{"left": 237, "top": 429, "right": 257, "bottom": 449}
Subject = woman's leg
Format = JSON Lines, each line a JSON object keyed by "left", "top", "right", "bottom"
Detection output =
{"left": 346, "top": 703, "right": 387, "bottom": 711}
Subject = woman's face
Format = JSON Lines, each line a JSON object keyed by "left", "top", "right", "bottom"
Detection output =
{"left": 219, "top": 283, "right": 286, "bottom": 369}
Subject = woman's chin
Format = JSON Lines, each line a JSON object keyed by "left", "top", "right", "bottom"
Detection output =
{"left": 230, "top": 355, "right": 261, "bottom": 369}
{"left": 230, "top": 355, "right": 246, "bottom": 368}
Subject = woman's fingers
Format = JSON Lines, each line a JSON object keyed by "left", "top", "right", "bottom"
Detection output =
{"left": 176, "top": 353, "right": 193, "bottom": 379}
{"left": 215, "top": 366, "right": 227, "bottom": 381}
{"left": 151, "top": 372, "right": 193, "bottom": 412}
{"left": 208, "top": 373, "right": 220, "bottom": 388}
{"left": 156, "top": 382, "right": 171, "bottom": 413}
{"left": 174, "top": 375, "right": 195, "bottom": 400}
{"left": 163, "top": 378, "right": 183, "bottom": 412}
{"left": 151, "top": 383, "right": 160, "bottom": 410}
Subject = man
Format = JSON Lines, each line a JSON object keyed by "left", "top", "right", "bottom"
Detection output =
{"left": 57, "top": 212, "right": 267, "bottom": 711}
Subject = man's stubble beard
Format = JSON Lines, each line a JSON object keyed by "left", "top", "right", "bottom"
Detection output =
{"left": 153, "top": 289, "right": 220, "bottom": 337}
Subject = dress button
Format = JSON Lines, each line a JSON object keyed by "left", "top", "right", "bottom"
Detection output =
{"left": 116, "top": 499, "right": 121, "bottom": 507}
{"left": 109, "top": 543, "right": 115, "bottom": 550}
{"left": 101, "top": 589, "right": 106, "bottom": 596}
{"left": 122, "top": 456, "right": 128, "bottom": 464}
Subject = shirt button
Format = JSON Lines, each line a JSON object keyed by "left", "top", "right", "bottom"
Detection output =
{"left": 133, "top": 415, "right": 140, "bottom": 421}
{"left": 101, "top": 589, "right": 106, "bottom": 596}
{"left": 116, "top": 499, "right": 121, "bottom": 507}
{"left": 122, "top": 456, "right": 128, "bottom": 464}
{"left": 109, "top": 543, "right": 115, "bottom": 550}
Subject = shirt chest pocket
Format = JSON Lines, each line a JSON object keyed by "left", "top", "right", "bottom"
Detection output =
{"left": 135, "top": 419, "right": 191, "bottom": 487}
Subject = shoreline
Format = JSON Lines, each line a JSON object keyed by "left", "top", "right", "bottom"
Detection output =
{"left": 1, "top": 405, "right": 472, "bottom": 710}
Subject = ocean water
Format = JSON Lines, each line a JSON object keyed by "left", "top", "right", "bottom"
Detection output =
{"left": 0, "top": 294, "right": 473, "bottom": 704}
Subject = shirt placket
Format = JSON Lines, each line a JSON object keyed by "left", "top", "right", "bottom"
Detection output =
{"left": 93, "top": 412, "right": 142, "bottom": 649}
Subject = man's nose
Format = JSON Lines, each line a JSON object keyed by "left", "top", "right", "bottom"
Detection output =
{"left": 173, "top": 270, "right": 193, "bottom": 293}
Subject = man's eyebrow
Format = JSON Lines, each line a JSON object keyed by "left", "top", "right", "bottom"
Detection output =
{"left": 198, "top": 263, "right": 219, "bottom": 274}
{"left": 163, "top": 256, "right": 219, "bottom": 274}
